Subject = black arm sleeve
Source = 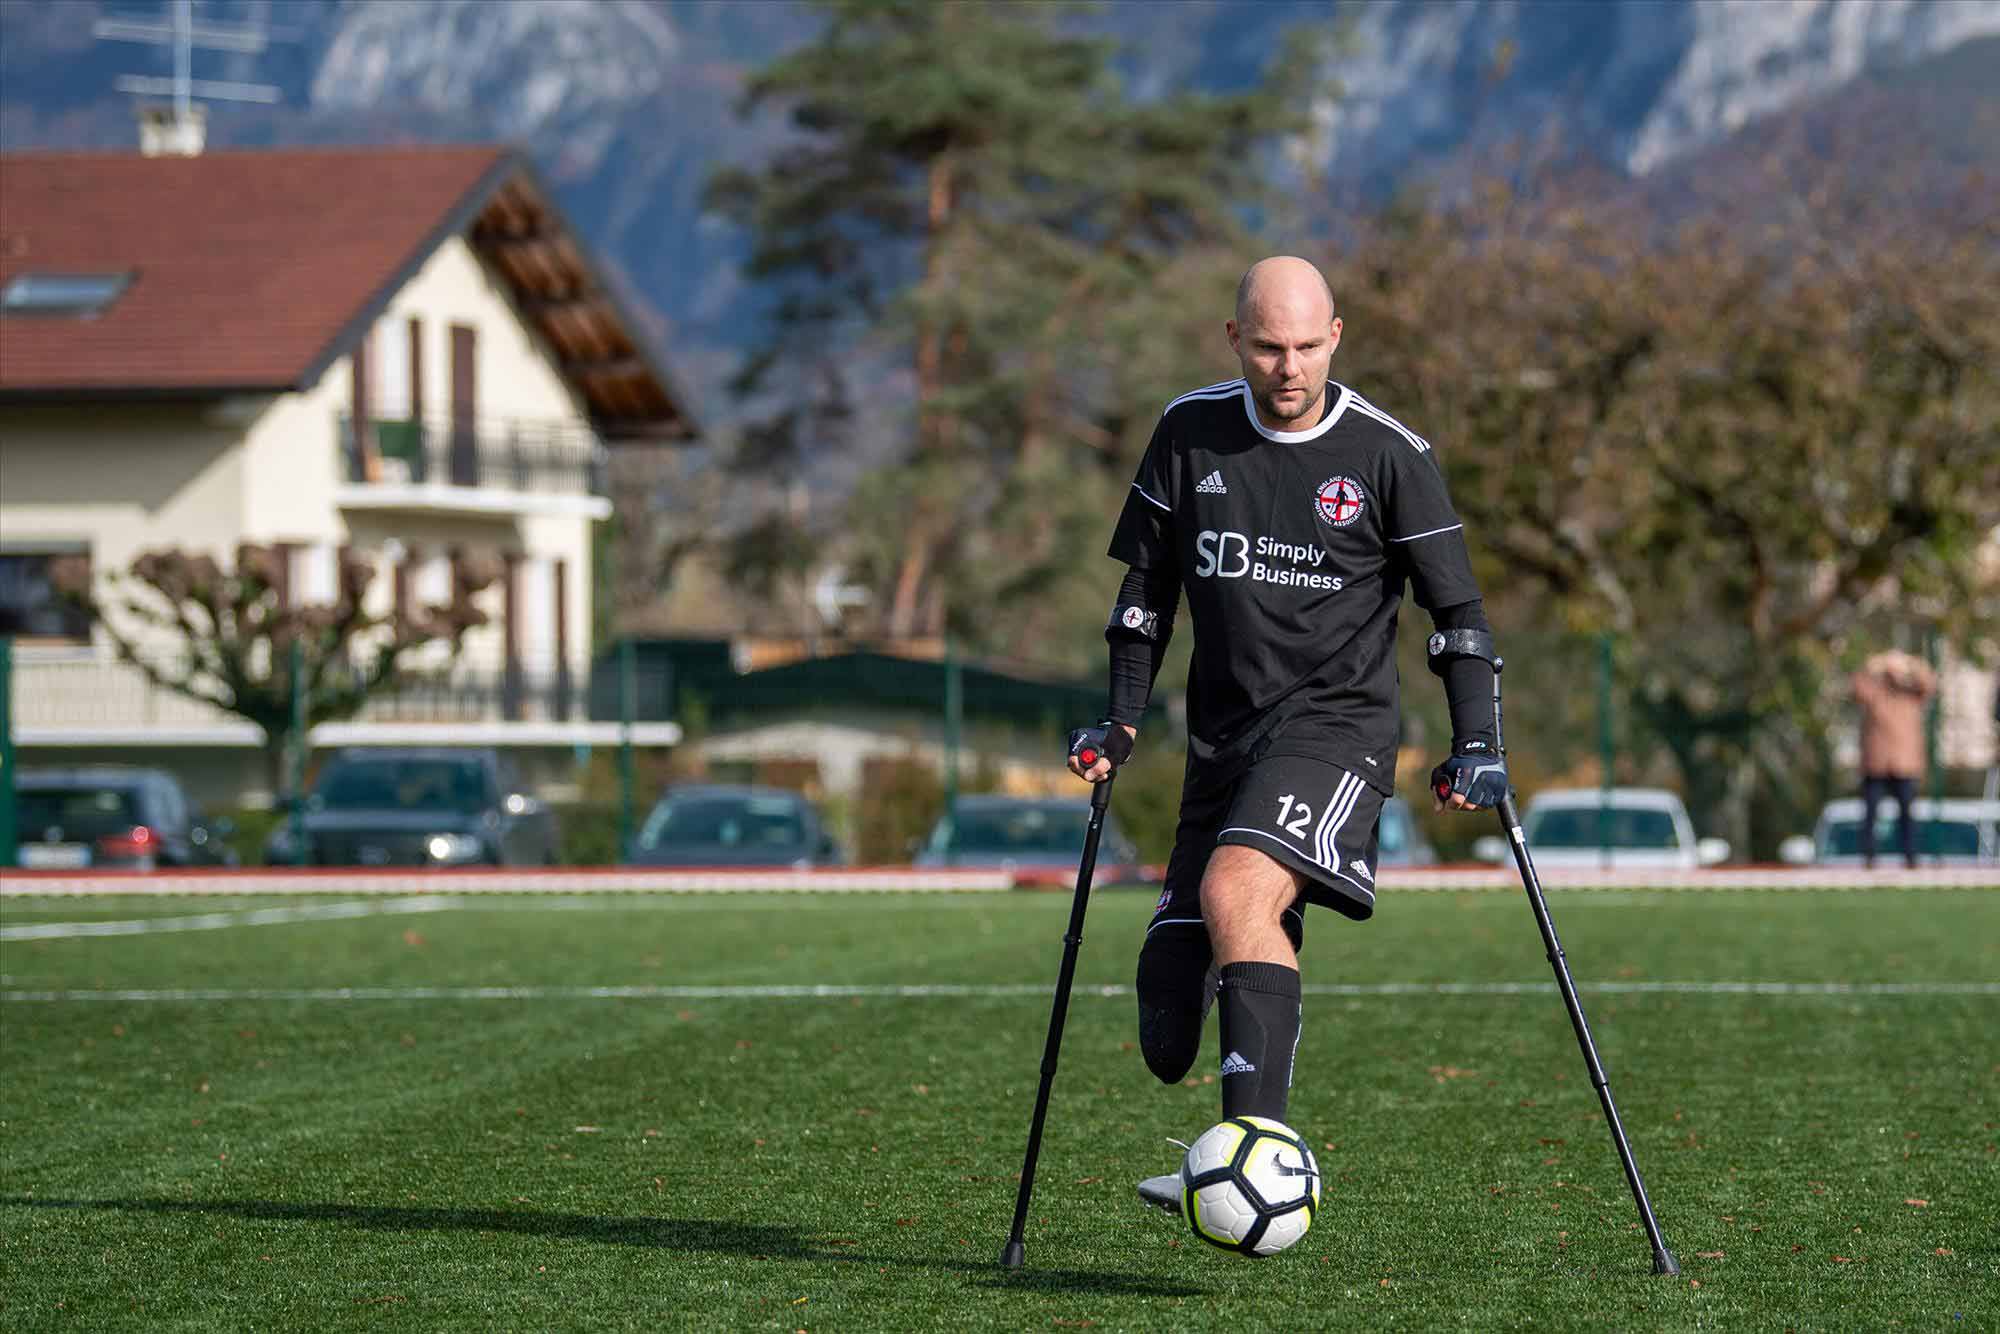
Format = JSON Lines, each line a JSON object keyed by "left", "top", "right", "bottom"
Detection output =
{"left": 1432, "top": 598, "right": 1496, "bottom": 749}
{"left": 1106, "top": 564, "right": 1179, "bottom": 727}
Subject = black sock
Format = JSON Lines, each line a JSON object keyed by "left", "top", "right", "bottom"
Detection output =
{"left": 1216, "top": 961, "right": 1301, "bottom": 1121}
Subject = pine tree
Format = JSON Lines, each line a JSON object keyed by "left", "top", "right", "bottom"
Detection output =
{"left": 709, "top": 0, "right": 1325, "bottom": 647}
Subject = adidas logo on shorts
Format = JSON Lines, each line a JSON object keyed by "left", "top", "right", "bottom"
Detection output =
{"left": 1196, "top": 470, "right": 1227, "bottom": 494}
{"left": 1220, "top": 1050, "right": 1257, "bottom": 1076}
{"left": 1350, "top": 859, "right": 1375, "bottom": 884}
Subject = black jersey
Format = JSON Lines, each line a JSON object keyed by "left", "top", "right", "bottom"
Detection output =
{"left": 1108, "top": 377, "right": 1481, "bottom": 792}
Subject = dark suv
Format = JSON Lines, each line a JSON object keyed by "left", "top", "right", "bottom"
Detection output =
{"left": 15, "top": 767, "right": 236, "bottom": 870}
{"left": 630, "top": 784, "right": 840, "bottom": 867}
{"left": 263, "top": 748, "right": 557, "bottom": 867}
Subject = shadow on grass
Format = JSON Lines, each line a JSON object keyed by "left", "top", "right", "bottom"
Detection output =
{"left": 3, "top": 1196, "right": 1205, "bottom": 1298}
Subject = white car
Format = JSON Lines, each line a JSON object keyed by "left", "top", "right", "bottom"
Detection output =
{"left": 1780, "top": 797, "right": 1999, "bottom": 867}
{"left": 1473, "top": 787, "right": 1728, "bottom": 870}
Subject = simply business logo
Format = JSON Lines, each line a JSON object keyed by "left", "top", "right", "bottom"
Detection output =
{"left": 1192, "top": 530, "right": 1344, "bottom": 590}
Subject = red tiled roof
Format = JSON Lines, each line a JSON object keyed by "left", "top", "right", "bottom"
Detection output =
{"left": 0, "top": 146, "right": 511, "bottom": 393}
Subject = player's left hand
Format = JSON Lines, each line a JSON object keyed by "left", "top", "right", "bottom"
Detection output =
{"left": 1430, "top": 742, "right": 1508, "bottom": 812}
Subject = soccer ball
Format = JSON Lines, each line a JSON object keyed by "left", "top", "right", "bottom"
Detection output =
{"left": 1180, "top": 1115, "right": 1320, "bottom": 1256}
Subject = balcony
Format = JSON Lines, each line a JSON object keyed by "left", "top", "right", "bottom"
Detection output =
{"left": 9, "top": 651, "right": 679, "bottom": 749}
{"left": 334, "top": 413, "right": 611, "bottom": 520}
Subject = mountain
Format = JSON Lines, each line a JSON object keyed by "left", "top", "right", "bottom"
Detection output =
{"left": 1295, "top": 0, "right": 2000, "bottom": 185}
{"left": 4, "top": 0, "right": 1997, "bottom": 423}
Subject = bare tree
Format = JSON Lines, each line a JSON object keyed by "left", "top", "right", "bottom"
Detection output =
{"left": 56, "top": 544, "right": 500, "bottom": 797}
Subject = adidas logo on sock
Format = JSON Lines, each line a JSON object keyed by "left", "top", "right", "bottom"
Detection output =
{"left": 1220, "top": 1050, "right": 1257, "bottom": 1076}
{"left": 1196, "top": 470, "right": 1227, "bottom": 494}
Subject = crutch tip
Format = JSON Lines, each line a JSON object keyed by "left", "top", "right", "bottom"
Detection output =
{"left": 999, "top": 1239, "right": 1027, "bottom": 1269}
{"left": 1652, "top": 1248, "right": 1680, "bottom": 1276}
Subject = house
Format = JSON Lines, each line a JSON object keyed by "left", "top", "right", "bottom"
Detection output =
{"left": 0, "top": 144, "right": 695, "bottom": 806}
{"left": 618, "top": 637, "right": 1168, "bottom": 800}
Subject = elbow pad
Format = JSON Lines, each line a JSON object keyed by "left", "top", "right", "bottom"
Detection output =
{"left": 1107, "top": 602, "right": 1164, "bottom": 643}
{"left": 1425, "top": 628, "right": 1498, "bottom": 676}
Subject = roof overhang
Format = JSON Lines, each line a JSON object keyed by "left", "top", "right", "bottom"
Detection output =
{"left": 294, "top": 151, "right": 700, "bottom": 443}
{"left": 465, "top": 162, "right": 700, "bottom": 443}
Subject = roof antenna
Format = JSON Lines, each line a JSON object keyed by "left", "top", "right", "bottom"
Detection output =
{"left": 94, "top": 0, "right": 289, "bottom": 156}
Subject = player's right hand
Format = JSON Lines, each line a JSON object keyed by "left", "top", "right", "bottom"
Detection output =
{"left": 1066, "top": 722, "right": 1135, "bottom": 782}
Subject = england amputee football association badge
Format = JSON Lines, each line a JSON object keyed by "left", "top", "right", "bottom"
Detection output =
{"left": 1315, "top": 475, "right": 1366, "bottom": 528}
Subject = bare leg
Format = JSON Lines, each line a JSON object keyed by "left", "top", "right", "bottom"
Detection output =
{"left": 1201, "top": 843, "right": 1304, "bottom": 967}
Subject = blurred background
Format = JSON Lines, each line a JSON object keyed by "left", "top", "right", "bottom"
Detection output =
{"left": 1, "top": 0, "right": 1995, "bottom": 870}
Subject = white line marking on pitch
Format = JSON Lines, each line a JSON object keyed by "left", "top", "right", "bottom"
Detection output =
{"left": 2, "top": 888, "right": 1939, "bottom": 936}
{"left": 1, "top": 980, "right": 1993, "bottom": 1003}
{"left": 0, "top": 894, "right": 1026, "bottom": 939}
{"left": 0, "top": 897, "right": 454, "bottom": 942}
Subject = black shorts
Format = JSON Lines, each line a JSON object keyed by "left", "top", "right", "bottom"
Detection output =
{"left": 1146, "top": 755, "right": 1387, "bottom": 949}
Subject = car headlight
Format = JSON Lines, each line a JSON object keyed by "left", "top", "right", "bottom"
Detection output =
{"left": 425, "top": 833, "right": 484, "bottom": 865}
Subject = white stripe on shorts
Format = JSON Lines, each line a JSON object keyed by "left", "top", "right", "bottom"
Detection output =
{"left": 1324, "top": 770, "right": 1376, "bottom": 901}
{"left": 1319, "top": 772, "right": 1364, "bottom": 870}
{"left": 1312, "top": 773, "right": 1355, "bottom": 870}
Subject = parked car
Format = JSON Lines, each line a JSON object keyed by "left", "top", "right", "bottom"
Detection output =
{"left": 915, "top": 794, "right": 1143, "bottom": 876}
{"left": 1378, "top": 796, "right": 1435, "bottom": 867}
{"left": 630, "top": 784, "right": 839, "bottom": 867}
{"left": 14, "top": 766, "right": 236, "bottom": 870}
{"left": 1473, "top": 787, "right": 1728, "bottom": 869}
{"left": 263, "top": 748, "right": 556, "bottom": 867}
{"left": 1779, "top": 797, "right": 1999, "bottom": 867}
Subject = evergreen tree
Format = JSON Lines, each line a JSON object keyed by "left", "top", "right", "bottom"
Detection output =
{"left": 709, "top": 0, "right": 1325, "bottom": 648}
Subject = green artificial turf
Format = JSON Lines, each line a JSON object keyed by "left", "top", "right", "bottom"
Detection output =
{"left": 1, "top": 886, "right": 1995, "bottom": 1330}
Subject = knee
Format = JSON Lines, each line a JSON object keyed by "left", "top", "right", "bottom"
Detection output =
{"left": 1136, "top": 929, "right": 1211, "bottom": 1085}
{"left": 1199, "top": 850, "right": 1292, "bottom": 932}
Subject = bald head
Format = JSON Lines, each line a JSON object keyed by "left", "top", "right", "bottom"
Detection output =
{"left": 1227, "top": 256, "right": 1343, "bottom": 433}
{"left": 1234, "top": 256, "right": 1335, "bottom": 329}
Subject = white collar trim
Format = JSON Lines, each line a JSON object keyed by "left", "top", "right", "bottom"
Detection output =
{"left": 1241, "top": 381, "right": 1350, "bottom": 442}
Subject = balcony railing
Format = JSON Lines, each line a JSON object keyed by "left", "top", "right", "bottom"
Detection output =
{"left": 7, "top": 652, "right": 664, "bottom": 735}
{"left": 336, "top": 413, "right": 607, "bottom": 500}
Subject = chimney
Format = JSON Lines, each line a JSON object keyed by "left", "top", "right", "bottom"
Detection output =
{"left": 138, "top": 103, "right": 206, "bottom": 157}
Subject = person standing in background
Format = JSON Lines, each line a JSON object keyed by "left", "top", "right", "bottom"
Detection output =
{"left": 1851, "top": 649, "right": 1937, "bottom": 868}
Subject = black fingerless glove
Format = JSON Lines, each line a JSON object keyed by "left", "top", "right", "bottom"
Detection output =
{"left": 1066, "top": 721, "right": 1135, "bottom": 771}
{"left": 1430, "top": 739, "right": 1508, "bottom": 807}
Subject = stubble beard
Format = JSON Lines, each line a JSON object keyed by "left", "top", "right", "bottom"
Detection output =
{"left": 1258, "top": 378, "right": 1322, "bottom": 426}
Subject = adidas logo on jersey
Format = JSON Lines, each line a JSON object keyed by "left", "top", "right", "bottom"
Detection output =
{"left": 1220, "top": 1050, "right": 1257, "bottom": 1076}
{"left": 1196, "top": 470, "right": 1227, "bottom": 494}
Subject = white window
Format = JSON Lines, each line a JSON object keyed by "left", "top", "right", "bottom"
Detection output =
{"left": 375, "top": 320, "right": 412, "bottom": 420}
{"left": 295, "top": 544, "right": 338, "bottom": 605}
{"left": 416, "top": 552, "right": 453, "bottom": 608}
{"left": 517, "top": 556, "right": 556, "bottom": 672}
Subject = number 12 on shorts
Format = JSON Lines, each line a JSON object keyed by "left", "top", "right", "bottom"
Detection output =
{"left": 1274, "top": 794, "right": 1312, "bottom": 840}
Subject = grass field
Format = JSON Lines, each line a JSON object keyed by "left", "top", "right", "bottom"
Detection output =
{"left": 2, "top": 885, "right": 1995, "bottom": 1331}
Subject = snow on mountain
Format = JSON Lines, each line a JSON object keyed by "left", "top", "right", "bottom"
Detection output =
{"left": 1300, "top": 0, "right": 2000, "bottom": 185}
{"left": 1622, "top": 0, "right": 2000, "bottom": 172}
{"left": 311, "top": 0, "right": 684, "bottom": 176}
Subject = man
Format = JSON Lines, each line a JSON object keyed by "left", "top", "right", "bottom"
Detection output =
{"left": 1065, "top": 256, "right": 1506, "bottom": 1210}
{"left": 1850, "top": 649, "right": 1937, "bottom": 868}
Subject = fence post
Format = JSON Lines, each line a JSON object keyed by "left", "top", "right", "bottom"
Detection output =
{"left": 0, "top": 636, "right": 16, "bottom": 870}
{"left": 289, "top": 637, "right": 307, "bottom": 866}
{"left": 619, "top": 638, "right": 636, "bottom": 864}
{"left": 1598, "top": 631, "right": 1615, "bottom": 869}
